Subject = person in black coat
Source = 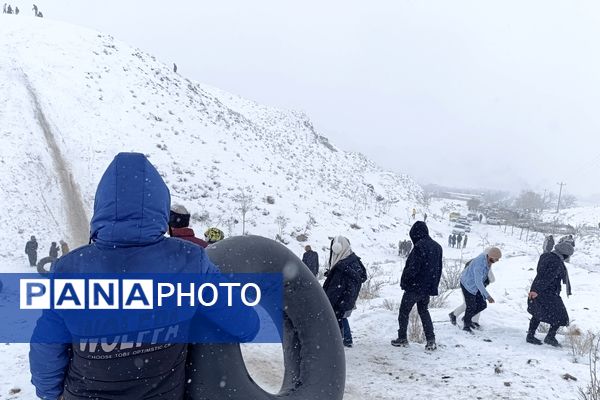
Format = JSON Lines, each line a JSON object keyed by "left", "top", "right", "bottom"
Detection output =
{"left": 392, "top": 221, "right": 443, "bottom": 350}
{"left": 302, "top": 245, "right": 319, "bottom": 276}
{"left": 49, "top": 242, "right": 59, "bottom": 258}
{"left": 25, "top": 235, "right": 38, "bottom": 267}
{"left": 526, "top": 241, "right": 574, "bottom": 347}
{"left": 323, "top": 236, "right": 367, "bottom": 347}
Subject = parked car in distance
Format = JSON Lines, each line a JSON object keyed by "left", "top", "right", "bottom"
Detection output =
{"left": 449, "top": 212, "right": 461, "bottom": 222}
{"left": 486, "top": 216, "right": 504, "bottom": 225}
{"left": 452, "top": 224, "right": 467, "bottom": 234}
{"left": 467, "top": 213, "right": 479, "bottom": 221}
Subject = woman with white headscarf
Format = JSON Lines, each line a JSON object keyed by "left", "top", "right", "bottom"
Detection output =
{"left": 322, "top": 236, "right": 367, "bottom": 347}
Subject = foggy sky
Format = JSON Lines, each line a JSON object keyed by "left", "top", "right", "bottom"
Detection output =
{"left": 33, "top": 0, "right": 600, "bottom": 199}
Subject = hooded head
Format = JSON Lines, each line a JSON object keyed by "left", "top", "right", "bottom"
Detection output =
{"left": 90, "top": 153, "right": 170, "bottom": 247}
{"left": 328, "top": 235, "right": 353, "bottom": 268}
{"left": 30, "top": 235, "right": 36, "bottom": 241}
{"left": 409, "top": 221, "right": 429, "bottom": 244}
{"left": 169, "top": 204, "right": 191, "bottom": 228}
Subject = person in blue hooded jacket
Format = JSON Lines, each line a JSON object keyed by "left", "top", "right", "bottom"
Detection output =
{"left": 460, "top": 247, "right": 502, "bottom": 333}
{"left": 29, "top": 153, "right": 259, "bottom": 400}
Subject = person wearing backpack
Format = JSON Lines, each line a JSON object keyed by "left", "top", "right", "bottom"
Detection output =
{"left": 323, "top": 236, "right": 367, "bottom": 348}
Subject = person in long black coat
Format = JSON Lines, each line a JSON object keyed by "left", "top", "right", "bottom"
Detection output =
{"left": 526, "top": 241, "right": 574, "bottom": 347}
{"left": 302, "top": 245, "right": 319, "bottom": 276}
{"left": 392, "top": 221, "right": 443, "bottom": 350}
{"left": 49, "top": 242, "right": 59, "bottom": 258}
{"left": 25, "top": 235, "right": 38, "bottom": 267}
{"left": 323, "top": 236, "right": 367, "bottom": 347}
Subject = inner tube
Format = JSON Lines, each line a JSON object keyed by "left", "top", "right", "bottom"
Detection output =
{"left": 185, "top": 235, "right": 345, "bottom": 400}
{"left": 36, "top": 256, "right": 57, "bottom": 275}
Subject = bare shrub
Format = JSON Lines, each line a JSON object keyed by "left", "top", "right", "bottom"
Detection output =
{"left": 567, "top": 326, "right": 596, "bottom": 361}
{"left": 440, "top": 259, "right": 463, "bottom": 292}
{"left": 429, "top": 291, "right": 451, "bottom": 309}
{"left": 360, "top": 264, "right": 396, "bottom": 299}
{"left": 408, "top": 309, "right": 425, "bottom": 343}
{"left": 579, "top": 336, "right": 600, "bottom": 400}
{"left": 382, "top": 298, "right": 400, "bottom": 311}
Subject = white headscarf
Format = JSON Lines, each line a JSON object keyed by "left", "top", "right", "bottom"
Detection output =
{"left": 329, "top": 236, "right": 353, "bottom": 269}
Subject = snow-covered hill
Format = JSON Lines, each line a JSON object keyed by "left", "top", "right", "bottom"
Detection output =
{"left": 0, "top": 15, "right": 422, "bottom": 264}
{"left": 1, "top": 14, "right": 599, "bottom": 400}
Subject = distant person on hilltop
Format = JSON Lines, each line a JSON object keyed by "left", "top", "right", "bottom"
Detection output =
{"left": 14, "top": 6, "right": 18, "bottom": 14}
{"left": 173, "top": 63, "right": 177, "bottom": 73}
{"left": 168, "top": 204, "right": 208, "bottom": 248}
{"left": 32, "top": 3, "right": 37, "bottom": 14}
{"left": 423, "top": 213, "right": 428, "bottom": 222}
{"left": 36, "top": 10, "right": 42, "bottom": 17}
{"left": 302, "top": 245, "right": 319, "bottom": 276}
{"left": 3, "top": 4, "right": 6, "bottom": 14}
{"left": 6, "top": 4, "right": 12, "bottom": 13}
{"left": 526, "top": 241, "right": 574, "bottom": 347}
{"left": 392, "top": 221, "right": 443, "bottom": 351}
{"left": 25, "top": 235, "right": 38, "bottom": 267}
{"left": 479, "top": 214, "right": 483, "bottom": 223}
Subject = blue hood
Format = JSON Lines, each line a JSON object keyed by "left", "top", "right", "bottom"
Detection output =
{"left": 90, "top": 153, "right": 170, "bottom": 247}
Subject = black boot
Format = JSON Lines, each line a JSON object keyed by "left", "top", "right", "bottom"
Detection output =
{"left": 526, "top": 333, "right": 542, "bottom": 345}
{"left": 391, "top": 338, "right": 408, "bottom": 347}
{"left": 425, "top": 340, "right": 437, "bottom": 351}
{"left": 449, "top": 312, "right": 457, "bottom": 326}
{"left": 544, "top": 326, "right": 562, "bottom": 347}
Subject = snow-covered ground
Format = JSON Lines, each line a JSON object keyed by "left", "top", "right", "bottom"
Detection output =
{"left": 0, "top": 14, "right": 599, "bottom": 400}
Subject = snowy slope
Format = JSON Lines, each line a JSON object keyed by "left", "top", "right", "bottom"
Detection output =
{"left": 1, "top": 14, "right": 599, "bottom": 400}
{"left": 0, "top": 15, "right": 422, "bottom": 267}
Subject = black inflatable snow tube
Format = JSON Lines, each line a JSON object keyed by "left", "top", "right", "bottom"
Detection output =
{"left": 185, "top": 235, "right": 346, "bottom": 400}
{"left": 36, "top": 256, "right": 57, "bottom": 275}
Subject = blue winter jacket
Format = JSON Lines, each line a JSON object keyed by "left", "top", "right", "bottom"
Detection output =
{"left": 29, "top": 153, "right": 258, "bottom": 400}
{"left": 460, "top": 253, "right": 490, "bottom": 300}
{"left": 460, "top": 252, "right": 492, "bottom": 299}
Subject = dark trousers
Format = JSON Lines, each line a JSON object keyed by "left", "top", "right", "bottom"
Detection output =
{"left": 461, "top": 284, "right": 487, "bottom": 328}
{"left": 27, "top": 252, "right": 37, "bottom": 267}
{"left": 335, "top": 312, "right": 353, "bottom": 345}
{"left": 528, "top": 317, "right": 559, "bottom": 338}
{"left": 397, "top": 291, "right": 435, "bottom": 341}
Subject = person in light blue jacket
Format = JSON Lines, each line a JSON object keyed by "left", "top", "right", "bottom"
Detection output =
{"left": 459, "top": 247, "right": 502, "bottom": 333}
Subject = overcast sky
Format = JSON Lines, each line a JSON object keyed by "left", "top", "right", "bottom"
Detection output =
{"left": 33, "top": 0, "right": 600, "bottom": 200}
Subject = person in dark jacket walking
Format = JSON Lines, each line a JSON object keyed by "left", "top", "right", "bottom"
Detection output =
{"left": 25, "top": 235, "right": 38, "bottom": 267}
{"left": 168, "top": 203, "right": 208, "bottom": 248}
{"left": 526, "top": 241, "right": 574, "bottom": 347}
{"left": 48, "top": 241, "right": 59, "bottom": 258}
{"left": 323, "top": 236, "right": 367, "bottom": 348}
{"left": 391, "top": 221, "right": 443, "bottom": 350}
{"left": 302, "top": 245, "right": 319, "bottom": 276}
{"left": 29, "top": 153, "right": 259, "bottom": 400}
{"left": 463, "top": 234, "right": 468, "bottom": 249}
